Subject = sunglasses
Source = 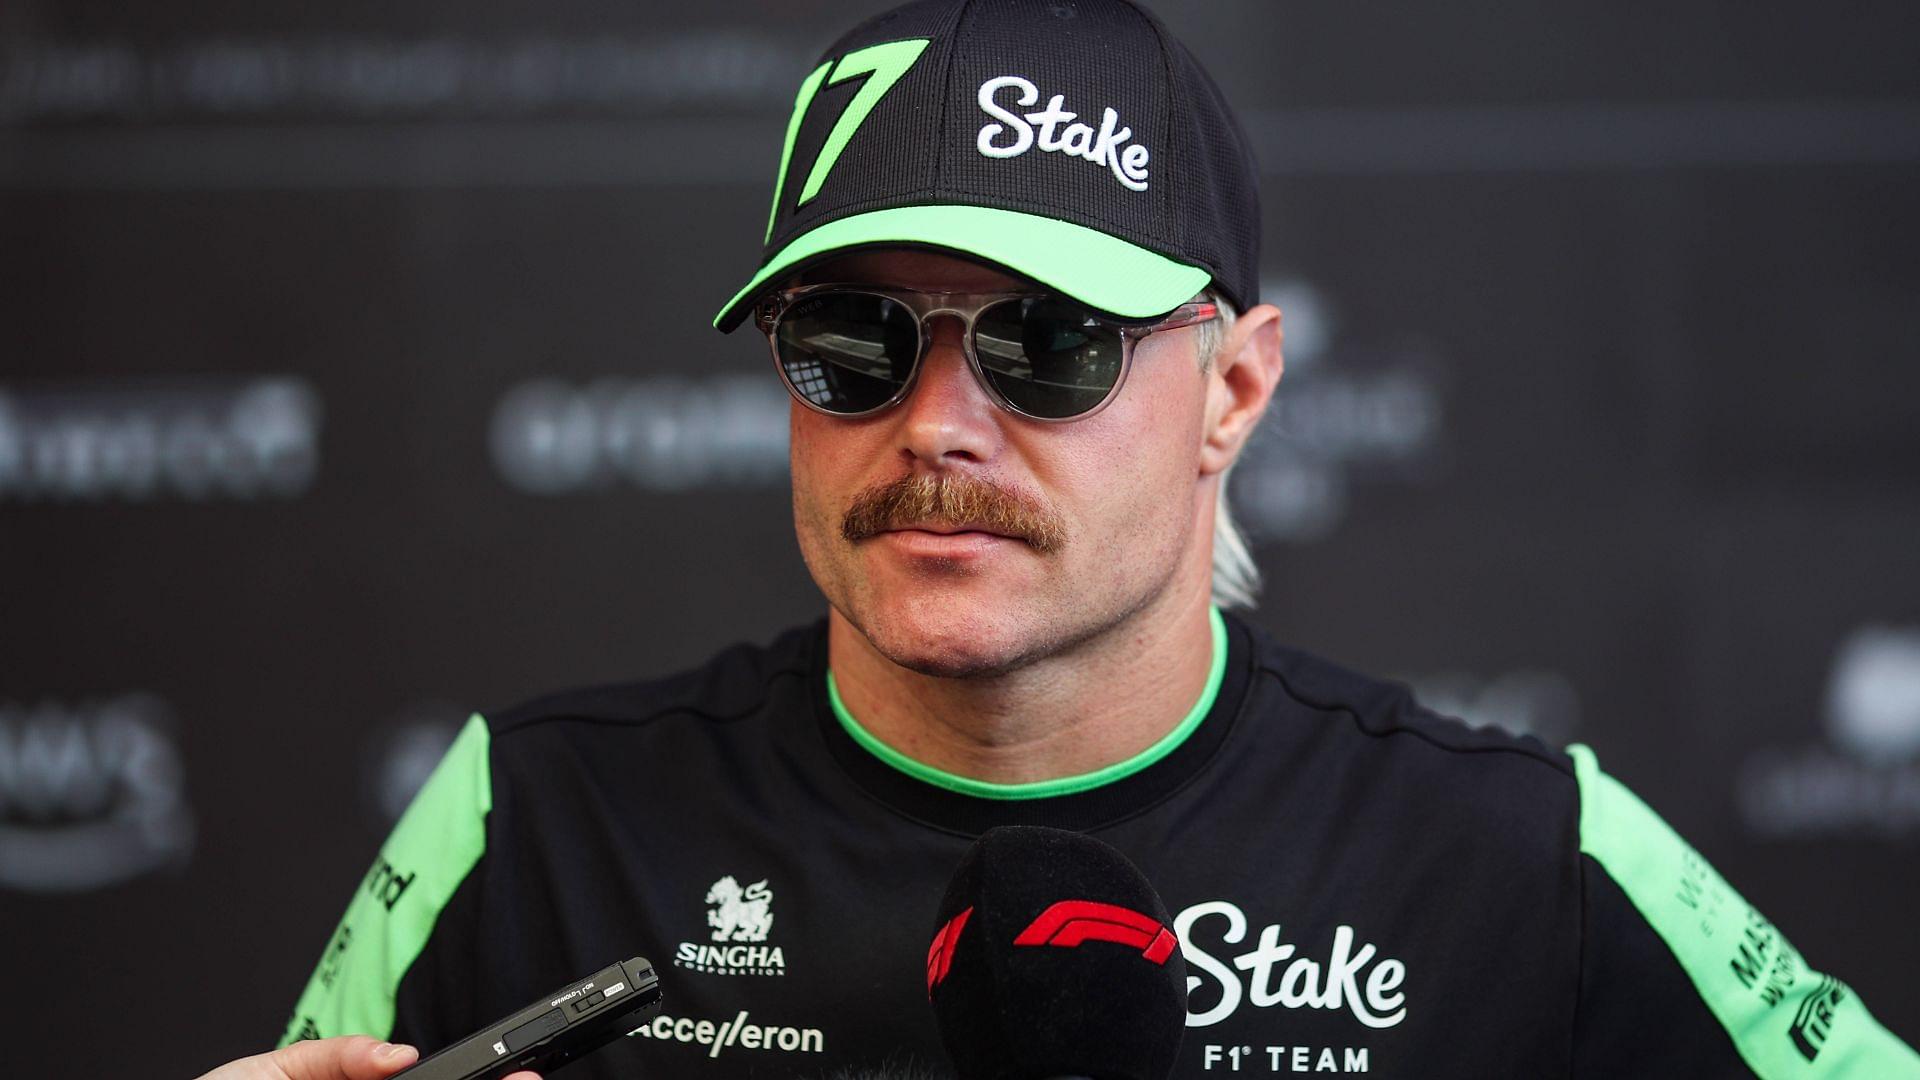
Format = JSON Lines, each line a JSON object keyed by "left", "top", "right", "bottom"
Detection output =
{"left": 754, "top": 283, "right": 1219, "bottom": 422}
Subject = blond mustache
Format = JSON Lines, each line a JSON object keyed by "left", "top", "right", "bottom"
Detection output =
{"left": 842, "top": 473, "right": 1067, "bottom": 554}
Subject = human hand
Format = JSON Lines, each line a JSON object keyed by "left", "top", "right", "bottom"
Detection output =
{"left": 191, "top": 1034, "right": 540, "bottom": 1080}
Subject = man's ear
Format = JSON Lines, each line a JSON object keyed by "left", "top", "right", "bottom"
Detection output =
{"left": 1200, "top": 303, "right": 1283, "bottom": 476}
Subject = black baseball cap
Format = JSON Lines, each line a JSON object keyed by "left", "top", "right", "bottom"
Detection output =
{"left": 711, "top": 0, "right": 1261, "bottom": 333}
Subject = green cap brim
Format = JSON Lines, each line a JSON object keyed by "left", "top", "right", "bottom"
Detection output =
{"left": 712, "top": 204, "right": 1213, "bottom": 332}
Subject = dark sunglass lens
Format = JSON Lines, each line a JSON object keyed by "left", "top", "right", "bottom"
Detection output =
{"left": 973, "top": 298, "right": 1125, "bottom": 418}
{"left": 775, "top": 293, "right": 919, "bottom": 414}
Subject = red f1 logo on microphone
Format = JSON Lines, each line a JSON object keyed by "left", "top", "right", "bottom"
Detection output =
{"left": 1014, "top": 900, "right": 1178, "bottom": 964}
{"left": 927, "top": 906, "right": 973, "bottom": 997}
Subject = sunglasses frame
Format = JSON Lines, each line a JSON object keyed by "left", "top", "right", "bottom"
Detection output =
{"left": 754, "top": 282, "right": 1220, "bottom": 423}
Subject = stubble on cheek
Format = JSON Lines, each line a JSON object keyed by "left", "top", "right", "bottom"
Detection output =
{"left": 791, "top": 467, "right": 847, "bottom": 594}
{"left": 787, "top": 414, "right": 837, "bottom": 590}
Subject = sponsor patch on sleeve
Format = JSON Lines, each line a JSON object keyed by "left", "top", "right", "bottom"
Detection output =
{"left": 278, "top": 713, "right": 492, "bottom": 1045}
{"left": 1570, "top": 743, "right": 1920, "bottom": 1076}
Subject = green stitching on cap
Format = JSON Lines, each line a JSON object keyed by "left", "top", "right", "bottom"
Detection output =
{"left": 828, "top": 607, "right": 1228, "bottom": 800}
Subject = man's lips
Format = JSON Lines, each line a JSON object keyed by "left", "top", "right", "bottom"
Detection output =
{"left": 879, "top": 523, "right": 1025, "bottom": 542}
{"left": 883, "top": 524, "right": 1019, "bottom": 539}
{"left": 868, "top": 525, "right": 1029, "bottom": 558}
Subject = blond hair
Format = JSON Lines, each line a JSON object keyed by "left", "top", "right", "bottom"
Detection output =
{"left": 1192, "top": 290, "right": 1261, "bottom": 610}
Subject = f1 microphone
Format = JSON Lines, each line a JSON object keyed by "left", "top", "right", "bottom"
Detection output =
{"left": 925, "top": 826, "right": 1187, "bottom": 1080}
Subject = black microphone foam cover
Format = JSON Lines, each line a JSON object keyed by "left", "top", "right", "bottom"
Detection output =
{"left": 926, "top": 826, "right": 1186, "bottom": 1080}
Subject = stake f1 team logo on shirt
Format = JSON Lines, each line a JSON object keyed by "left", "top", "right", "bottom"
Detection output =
{"left": 1175, "top": 900, "right": 1409, "bottom": 1029}
{"left": 675, "top": 875, "right": 787, "bottom": 976}
{"left": 1174, "top": 900, "right": 1405, "bottom": 1075}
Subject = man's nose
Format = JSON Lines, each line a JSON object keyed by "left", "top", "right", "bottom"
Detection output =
{"left": 894, "top": 313, "right": 1004, "bottom": 465}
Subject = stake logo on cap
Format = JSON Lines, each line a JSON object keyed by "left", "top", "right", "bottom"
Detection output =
{"left": 712, "top": 0, "right": 1261, "bottom": 334}
{"left": 974, "top": 74, "right": 1153, "bottom": 190}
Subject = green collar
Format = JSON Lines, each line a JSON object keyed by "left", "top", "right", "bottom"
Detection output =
{"left": 824, "top": 606, "right": 1229, "bottom": 801}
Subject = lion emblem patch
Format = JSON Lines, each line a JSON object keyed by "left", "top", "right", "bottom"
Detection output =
{"left": 705, "top": 875, "right": 775, "bottom": 942}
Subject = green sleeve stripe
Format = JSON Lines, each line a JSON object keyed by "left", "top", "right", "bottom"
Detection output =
{"left": 280, "top": 714, "right": 493, "bottom": 1046}
{"left": 1570, "top": 743, "right": 1920, "bottom": 1076}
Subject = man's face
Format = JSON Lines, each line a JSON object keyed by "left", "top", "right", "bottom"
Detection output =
{"left": 786, "top": 248, "right": 1218, "bottom": 678}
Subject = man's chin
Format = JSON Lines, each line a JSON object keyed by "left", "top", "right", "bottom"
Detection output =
{"left": 882, "top": 650, "right": 1016, "bottom": 680}
{"left": 846, "top": 596, "right": 1046, "bottom": 680}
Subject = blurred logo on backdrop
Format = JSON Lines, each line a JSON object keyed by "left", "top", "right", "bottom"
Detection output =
{"left": 1226, "top": 277, "right": 1446, "bottom": 543}
{"left": 363, "top": 702, "right": 466, "bottom": 825}
{"left": 0, "top": 377, "right": 321, "bottom": 503}
{"left": 0, "top": 693, "right": 195, "bottom": 892}
{"left": 490, "top": 376, "right": 789, "bottom": 494}
{"left": 1407, "top": 669, "right": 1582, "bottom": 747}
{"left": 1738, "top": 625, "right": 1920, "bottom": 836}
{"left": 0, "top": 35, "right": 805, "bottom": 122}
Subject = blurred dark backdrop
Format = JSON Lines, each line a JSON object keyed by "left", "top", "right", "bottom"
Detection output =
{"left": 3, "top": 1, "right": 1917, "bottom": 1075}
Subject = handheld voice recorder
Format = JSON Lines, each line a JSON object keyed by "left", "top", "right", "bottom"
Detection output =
{"left": 393, "top": 956, "right": 661, "bottom": 1080}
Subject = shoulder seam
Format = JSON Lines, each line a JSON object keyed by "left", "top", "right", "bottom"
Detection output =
{"left": 1256, "top": 661, "right": 1575, "bottom": 778}
{"left": 489, "top": 662, "right": 812, "bottom": 740}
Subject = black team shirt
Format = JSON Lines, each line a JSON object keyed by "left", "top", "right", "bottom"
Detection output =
{"left": 280, "top": 610, "right": 1918, "bottom": 1078}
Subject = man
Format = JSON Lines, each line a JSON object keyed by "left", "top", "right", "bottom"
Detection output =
{"left": 208, "top": 0, "right": 1916, "bottom": 1077}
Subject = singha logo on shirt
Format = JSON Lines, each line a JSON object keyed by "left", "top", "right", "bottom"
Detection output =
{"left": 676, "top": 875, "right": 787, "bottom": 976}
{"left": 707, "top": 875, "right": 774, "bottom": 942}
